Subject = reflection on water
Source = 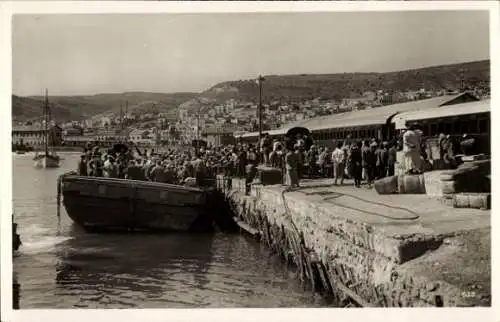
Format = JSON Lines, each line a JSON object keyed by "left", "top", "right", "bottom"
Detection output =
{"left": 13, "top": 153, "right": 331, "bottom": 308}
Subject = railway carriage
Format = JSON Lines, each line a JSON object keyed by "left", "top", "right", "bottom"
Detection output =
{"left": 236, "top": 93, "right": 489, "bottom": 154}
{"left": 393, "top": 99, "right": 490, "bottom": 156}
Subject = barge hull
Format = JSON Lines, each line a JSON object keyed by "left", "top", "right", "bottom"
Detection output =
{"left": 63, "top": 193, "right": 209, "bottom": 231}
{"left": 61, "top": 175, "right": 215, "bottom": 232}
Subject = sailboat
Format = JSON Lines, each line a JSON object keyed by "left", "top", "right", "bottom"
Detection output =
{"left": 33, "top": 89, "right": 61, "bottom": 168}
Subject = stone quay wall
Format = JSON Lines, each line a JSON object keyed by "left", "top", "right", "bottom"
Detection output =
{"left": 217, "top": 175, "right": 489, "bottom": 307}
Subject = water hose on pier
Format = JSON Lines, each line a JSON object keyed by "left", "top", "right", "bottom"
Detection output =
{"left": 281, "top": 186, "right": 302, "bottom": 238}
{"left": 323, "top": 192, "right": 420, "bottom": 220}
{"left": 280, "top": 186, "right": 315, "bottom": 293}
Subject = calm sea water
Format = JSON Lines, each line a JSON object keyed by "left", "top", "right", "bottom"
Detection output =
{"left": 12, "top": 153, "right": 330, "bottom": 308}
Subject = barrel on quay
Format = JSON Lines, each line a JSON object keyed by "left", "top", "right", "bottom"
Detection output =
{"left": 59, "top": 172, "right": 222, "bottom": 232}
{"left": 218, "top": 171, "right": 491, "bottom": 307}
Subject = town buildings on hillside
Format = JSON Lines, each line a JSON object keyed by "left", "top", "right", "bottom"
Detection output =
{"left": 12, "top": 85, "right": 490, "bottom": 148}
{"left": 12, "top": 124, "right": 63, "bottom": 147}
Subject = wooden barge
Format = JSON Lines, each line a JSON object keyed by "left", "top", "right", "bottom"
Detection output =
{"left": 60, "top": 173, "right": 219, "bottom": 232}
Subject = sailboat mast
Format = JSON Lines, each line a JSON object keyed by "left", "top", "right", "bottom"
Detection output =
{"left": 120, "top": 102, "right": 123, "bottom": 130}
{"left": 124, "top": 100, "right": 128, "bottom": 130}
{"left": 44, "top": 89, "right": 49, "bottom": 156}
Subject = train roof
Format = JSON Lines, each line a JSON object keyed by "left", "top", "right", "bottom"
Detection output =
{"left": 237, "top": 132, "right": 256, "bottom": 138}
{"left": 393, "top": 99, "right": 490, "bottom": 129}
{"left": 303, "top": 93, "right": 477, "bottom": 132}
{"left": 238, "top": 93, "right": 479, "bottom": 137}
{"left": 238, "top": 127, "right": 292, "bottom": 138}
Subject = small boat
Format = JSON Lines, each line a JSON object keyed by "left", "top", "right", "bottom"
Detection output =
{"left": 33, "top": 89, "right": 60, "bottom": 168}
{"left": 34, "top": 153, "right": 61, "bottom": 168}
{"left": 59, "top": 173, "right": 218, "bottom": 232}
{"left": 13, "top": 142, "right": 33, "bottom": 154}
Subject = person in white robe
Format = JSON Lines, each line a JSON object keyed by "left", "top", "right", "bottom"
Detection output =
{"left": 402, "top": 125, "right": 422, "bottom": 174}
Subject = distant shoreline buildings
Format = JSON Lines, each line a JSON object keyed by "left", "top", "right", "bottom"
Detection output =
{"left": 12, "top": 85, "right": 490, "bottom": 149}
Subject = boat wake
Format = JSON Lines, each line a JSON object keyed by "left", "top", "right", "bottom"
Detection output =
{"left": 18, "top": 224, "right": 73, "bottom": 255}
{"left": 20, "top": 236, "right": 73, "bottom": 255}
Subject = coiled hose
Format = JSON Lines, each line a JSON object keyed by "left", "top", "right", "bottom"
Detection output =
{"left": 282, "top": 185, "right": 420, "bottom": 221}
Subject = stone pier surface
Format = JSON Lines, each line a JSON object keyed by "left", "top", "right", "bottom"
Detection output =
{"left": 221, "top": 177, "right": 490, "bottom": 307}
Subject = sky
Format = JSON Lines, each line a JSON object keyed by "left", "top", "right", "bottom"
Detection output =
{"left": 12, "top": 11, "right": 490, "bottom": 96}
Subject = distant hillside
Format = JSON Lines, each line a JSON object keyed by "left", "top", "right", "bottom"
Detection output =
{"left": 12, "top": 92, "right": 197, "bottom": 122}
{"left": 13, "top": 60, "right": 489, "bottom": 122}
{"left": 200, "top": 60, "right": 490, "bottom": 103}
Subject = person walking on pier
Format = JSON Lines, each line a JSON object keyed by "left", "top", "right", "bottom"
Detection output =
{"left": 237, "top": 148, "right": 247, "bottom": 178}
{"left": 231, "top": 147, "right": 239, "bottom": 177}
{"left": 387, "top": 141, "right": 397, "bottom": 177}
{"left": 269, "top": 141, "right": 283, "bottom": 169}
{"left": 376, "top": 142, "right": 389, "bottom": 179}
{"left": 260, "top": 133, "right": 272, "bottom": 165}
{"left": 349, "top": 142, "right": 363, "bottom": 188}
{"left": 442, "top": 134, "right": 457, "bottom": 169}
{"left": 362, "top": 140, "right": 376, "bottom": 188}
{"left": 318, "top": 147, "right": 329, "bottom": 178}
{"left": 307, "top": 145, "right": 318, "bottom": 177}
{"left": 438, "top": 133, "right": 446, "bottom": 161}
{"left": 332, "top": 141, "right": 345, "bottom": 185}
{"left": 295, "top": 144, "right": 304, "bottom": 179}
{"left": 285, "top": 144, "right": 300, "bottom": 188}
{"left": 361, "top": 141, "right": 369, "bottom": 181}
{"left": 341, "top": 140, "right": 351, "bottom": 178}
{"left": 269, "top": 144, "right": 278, "bottom": 168}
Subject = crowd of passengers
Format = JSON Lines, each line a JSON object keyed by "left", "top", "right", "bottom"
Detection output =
{"left": 76, "top": 126, "right": 477, "bottom": 188}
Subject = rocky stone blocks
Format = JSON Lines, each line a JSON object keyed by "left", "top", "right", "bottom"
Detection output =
{"left": 224, "top": 184, "right": 473, "bottom": 307}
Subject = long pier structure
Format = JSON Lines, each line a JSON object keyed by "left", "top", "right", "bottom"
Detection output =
{"left": 216, "top": 171, "right": 491, "bottom": 307}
